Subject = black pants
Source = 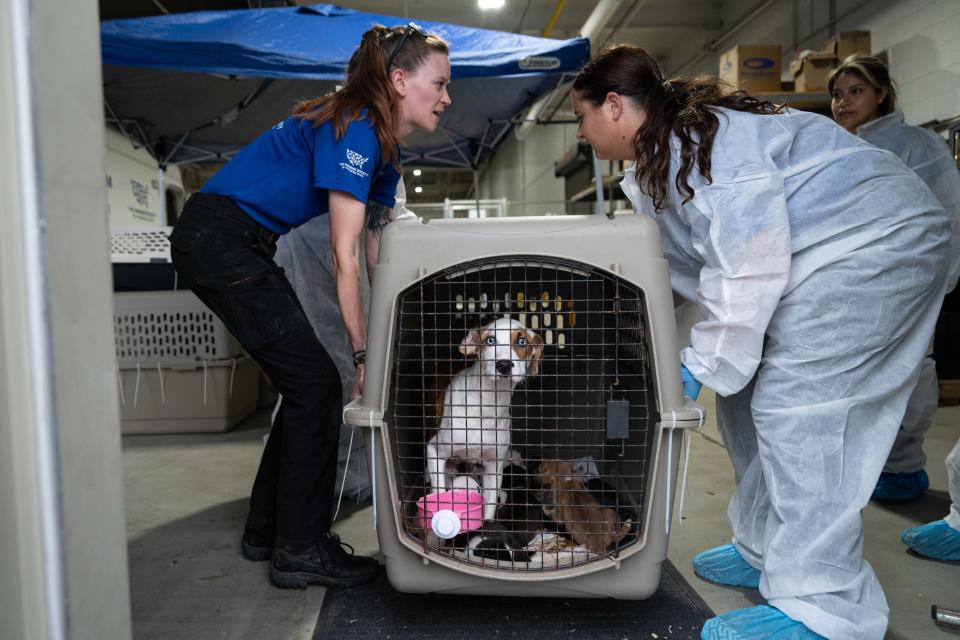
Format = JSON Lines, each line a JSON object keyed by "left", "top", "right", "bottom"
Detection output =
{"left": 169, "top": 193, "right": 342, "bottom": 544}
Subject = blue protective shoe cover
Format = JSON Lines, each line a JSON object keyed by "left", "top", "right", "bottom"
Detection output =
{"left": 900, "top": 519, "right": 960, "bottom": 561}
{"left": 701, "top": 605, "right": 827, "bottom": 640}
{"left": 872, "top": 469, "right": 929, "bottom": 501}
{"left": 692, "top": 543, "right": 760, "bottom": 588}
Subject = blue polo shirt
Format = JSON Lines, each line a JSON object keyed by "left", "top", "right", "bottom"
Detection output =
{"left": 202, "top": 113, "right": 400, "bottom": 235}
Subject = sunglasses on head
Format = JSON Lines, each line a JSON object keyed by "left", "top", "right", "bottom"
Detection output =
{"left": 386, "top": 22, "right": 428, "bottom": 70}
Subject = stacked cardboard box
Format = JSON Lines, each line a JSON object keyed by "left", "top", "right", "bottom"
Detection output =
{"left": 719, "top": 44, "right": 782, "bottom": 93}
{"left": 824, "top": 30, "right": 872, "bottom": 62}
{"left": 789, "top": 31, "right": 872, "bottom": 93}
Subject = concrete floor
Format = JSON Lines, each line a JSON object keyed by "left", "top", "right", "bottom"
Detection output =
{"left": 123, "top": 390, "right": 960, "bottom": 639}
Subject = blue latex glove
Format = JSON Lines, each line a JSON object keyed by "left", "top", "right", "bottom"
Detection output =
{"left": 680, "top": 364, "right": 702, "bottom": 400}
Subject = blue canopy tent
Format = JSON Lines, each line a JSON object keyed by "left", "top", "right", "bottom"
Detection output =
{"left": 100, "top": 4, "right": 589, "bottom": 170}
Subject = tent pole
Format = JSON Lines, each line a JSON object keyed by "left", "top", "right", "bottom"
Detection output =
{"left": 592, "top": 153, "right": 606, "bottom": 217}
{"left": 473, "top": 169, "right": 481, "bottom": 217}
{"left": 103, "top": 99, "right": 157, "bottom": 162}
{"left": 157, "top": 166, "right": 166, "bottom": 226}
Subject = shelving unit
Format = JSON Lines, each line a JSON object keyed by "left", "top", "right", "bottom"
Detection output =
{"left": 570, "top": 172, "right": 625, "bottom": 203}
{"left": 755, "top": 91, "right": 832, "bottom": 111}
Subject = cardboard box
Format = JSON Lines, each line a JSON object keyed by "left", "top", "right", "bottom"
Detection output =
{"left": 790, "top": 53, "right": 838, "bottom": 92}
{"left": 719, "top": 44, "right": 782, "bottom": 93}
{"left": 823, "top": 30, "right": 871, "bottom": 61}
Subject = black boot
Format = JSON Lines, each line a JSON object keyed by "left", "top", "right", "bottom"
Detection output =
{"left": 241, "top": 512, "right": 274, "bottom": 561}
{"left": 269, "top": 533, "right": 379, "bottom": 589}
{"left": 241, "top": 528, "right": 274, "bottom": 561}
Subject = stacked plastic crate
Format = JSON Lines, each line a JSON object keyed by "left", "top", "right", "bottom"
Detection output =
{"left": 111, "top": 227, "right": 260, "bottom": 434}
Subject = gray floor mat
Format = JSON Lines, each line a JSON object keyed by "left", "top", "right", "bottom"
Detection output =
{"left": 313, "top": 559, "right": 712, "bottom": 639}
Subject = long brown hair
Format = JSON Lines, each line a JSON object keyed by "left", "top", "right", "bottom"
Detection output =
{"left": 292, "top": 24, "right": 449, "bottom": 166}
{"left": 573, "top": 44, "right": 784, "bottom": 210}
{"left": 826, "top": 54, "right": 898, "bottom": 117}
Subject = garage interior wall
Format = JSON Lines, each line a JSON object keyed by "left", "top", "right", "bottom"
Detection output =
{"left": 479, "top": 121, "right": 580, "bottom": 214}
{"left": 0, "top": 0, "right": 132, "bottom": 638}
{"left": 480, "top": 0, "right": 960, "bottom": 210}
{"left": 690, "top": 0, "right": 960, "bottom": 127}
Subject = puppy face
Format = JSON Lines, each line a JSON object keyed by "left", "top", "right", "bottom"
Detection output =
{"left": 459, "top": 318, "right": 544, "bottom": 385}
{"left": 536, "top": 459, "right": 574, "bottom": 489}
{"left": 536, "top": 459, "right": 631, "bottom": 553}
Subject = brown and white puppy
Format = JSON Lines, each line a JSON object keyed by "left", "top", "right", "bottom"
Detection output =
{"left": 426, "top": 317, "right": 544, "bottom": 522}
{"left": 536, "top": 459, "right": 630, "bottom": 553}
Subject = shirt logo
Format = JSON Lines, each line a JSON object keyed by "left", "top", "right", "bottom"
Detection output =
{"left": 340, "top": 148, "right": 371, "bottom": 178}
{"left": 346, "top": 149, "right": 369, "bottom": 168}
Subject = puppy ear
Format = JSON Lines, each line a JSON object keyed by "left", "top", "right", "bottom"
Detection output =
{"left": 527, "top": 330, "right": 545, "bottom": 376}
{"left": 459, "top": 329, "right": 480, "bottom": 356}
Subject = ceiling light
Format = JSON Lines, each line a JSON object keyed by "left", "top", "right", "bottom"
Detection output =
{"left": 478, "top": 0, "right": 505, "bottom": 9}
{"left": 413, "top": 169, "right": 422, "bottom": 176}
{"left": 414, "top": 186, "right": 423, "bottom": 193}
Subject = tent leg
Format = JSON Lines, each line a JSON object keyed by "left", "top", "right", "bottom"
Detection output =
{"left": 592, "top": 153, "right": 605, "bottom": 216}
{"left": 473, "top": 169, "right": 481, "bottom": 218}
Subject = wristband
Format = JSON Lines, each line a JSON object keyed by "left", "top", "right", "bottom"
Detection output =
{"left": 352, "top": 351, "right": 366, "bottom": 368}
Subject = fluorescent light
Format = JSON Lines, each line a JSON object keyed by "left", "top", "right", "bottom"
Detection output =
{"left": 478, "top": 0, "right": 505, "bottom": 9}
{"left": 414, "top": 186, "right": 423, "bottom": 193}
{"left": 412, "top": 169, "right": 422, "bottom": 176}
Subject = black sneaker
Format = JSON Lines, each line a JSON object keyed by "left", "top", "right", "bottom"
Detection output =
{"left": 269, "top": 533, "right": 379, "bottom": 589}
{"left": 241, "top": 528, "right": 274, "bottom": 562}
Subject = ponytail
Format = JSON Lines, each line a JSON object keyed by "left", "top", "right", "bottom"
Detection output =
{"left": 574, "top": 44, "right": 784, "bottom": 210}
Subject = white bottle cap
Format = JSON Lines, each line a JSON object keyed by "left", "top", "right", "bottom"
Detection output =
{"left": 430, "top": 509, "right": 462, "bottom": 539}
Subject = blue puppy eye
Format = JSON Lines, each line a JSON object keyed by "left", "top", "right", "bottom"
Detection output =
{"left": 517, "top": 337, "right": 527, "bottom": 346}
{"left": 485, "top": 336, "right": 496, "bottom": 345}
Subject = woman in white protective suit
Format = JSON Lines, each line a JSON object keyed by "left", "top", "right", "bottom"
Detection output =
{"left": 828, "top": 53, "right": 960, "bottom": 530}
{"left": 571, "top": 44, "right": 950, "bottom": 640}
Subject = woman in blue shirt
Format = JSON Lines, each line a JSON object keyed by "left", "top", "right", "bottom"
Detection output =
{"left": 168, "top": 23, "right": 451, "bottom": 589}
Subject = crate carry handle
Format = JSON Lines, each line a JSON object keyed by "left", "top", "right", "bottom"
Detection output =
{"left": 341, "top": 401, "right": 382, "bottom": 530}
{"left": 664, "top": 403, "right": 705, "bottom": 535}
{"left": 333, "top": 424, "right": 358, "bottom": 522}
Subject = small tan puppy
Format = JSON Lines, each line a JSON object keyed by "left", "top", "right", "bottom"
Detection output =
{"left": 537, "top": 459, "right": 630, "bottom": 553}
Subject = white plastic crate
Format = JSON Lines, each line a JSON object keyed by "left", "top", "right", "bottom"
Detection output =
{"left": 344, "top": 211, "right": 706, "bottom": 599}
{"left": 118, "top": 355, "right": 259, "bottom": 434}
{"left": 110, "top": 226, "right": 172, "bottom": 264}
{"left": 114, "top": 290, "right": 241, "bottom": 366}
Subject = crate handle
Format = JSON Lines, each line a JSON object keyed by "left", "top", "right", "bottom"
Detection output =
{"left": 664, "top": 403, "right": 705, "bottom": 534}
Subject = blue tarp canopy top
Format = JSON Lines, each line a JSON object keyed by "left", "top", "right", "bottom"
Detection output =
{"left": 101, "top": 4, "right": 589, "bottom": 168}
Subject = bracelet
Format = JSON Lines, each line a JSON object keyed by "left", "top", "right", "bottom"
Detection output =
{"left": 352, "top": 348, "right": 366, "bottom": 358}
{"left": 352, "top": 352, "right": 366, "bottom": 368}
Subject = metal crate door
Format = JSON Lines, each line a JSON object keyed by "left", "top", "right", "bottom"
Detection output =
{"left": 387, "top": 256, "right": 658, "bottom": 573}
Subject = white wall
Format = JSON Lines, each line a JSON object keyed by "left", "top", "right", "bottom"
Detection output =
{"left": 483, "top": 0, "right": 960, "bottom": 207}
{"left": 680, "top": 0, "right": 960, "bottom": 126}
{"left": 854, "top": 0, "right": 960, "bottom": 125}
{"left": 0, "top": 0, "right": 132, "bottom": 638}
{"left": 479, "top": 121, "right": 580, "bottom": 215}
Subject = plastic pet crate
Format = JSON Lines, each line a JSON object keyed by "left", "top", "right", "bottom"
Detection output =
{"left": 110, "top": 226, "right": 177, "bottom": 291}
{"left": 114, "top": 290, "right": 241, "bottom": 366}
{"left": 344, "top": 211, "right": 704, "bottom": 599}
{"left": 118, "top": 355, "right": 259, "bottom": 434}
{"left": 114, "top": 290, "right": 253, "bottom": 434}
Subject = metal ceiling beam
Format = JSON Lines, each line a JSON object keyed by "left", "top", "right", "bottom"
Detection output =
{"left": 671, "top": 0, "right": 780, "bottom": 76}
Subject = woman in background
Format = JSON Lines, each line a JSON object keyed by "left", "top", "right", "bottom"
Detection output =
{"left": 829, "top": 53, "right": 960, "bottom": 559}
